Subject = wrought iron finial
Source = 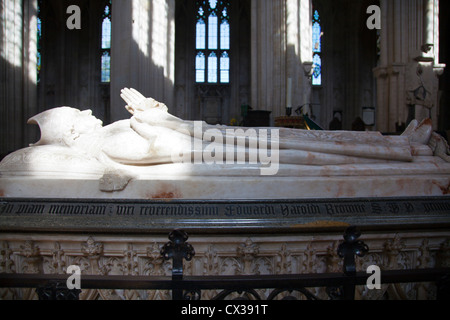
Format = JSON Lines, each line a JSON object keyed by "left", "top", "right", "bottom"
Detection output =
{"left": 338, "top": 226, "right": 369, "bottom": 276}
{"left": 161, "top": 229, "right": 195, "bottom": 280}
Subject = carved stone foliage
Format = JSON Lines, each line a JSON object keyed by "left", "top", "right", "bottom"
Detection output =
{"left": 0, "top": 232, "right": 448, "bottom": 300}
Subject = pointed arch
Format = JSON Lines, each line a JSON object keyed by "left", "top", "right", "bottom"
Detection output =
{"left": 195, "top": 0, "right": 231, "bottom": 84}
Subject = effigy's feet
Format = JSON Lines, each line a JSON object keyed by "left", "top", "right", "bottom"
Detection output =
{"left": 401, "top": 119, "right": 433, "bottom": 145}
{"left": 428, "top": 132, "right": 450, "bottom": 163}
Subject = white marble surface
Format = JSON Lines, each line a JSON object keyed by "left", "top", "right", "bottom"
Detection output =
{"left": 1, "top": 89, "right": 450, "bottom": 200}
{"left": 1, "top": 169, "right": 449, "bottom": 199}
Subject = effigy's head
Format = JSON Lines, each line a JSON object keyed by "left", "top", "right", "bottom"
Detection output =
{"left": 28, "top": 107, "right": 103, "bottom": 146}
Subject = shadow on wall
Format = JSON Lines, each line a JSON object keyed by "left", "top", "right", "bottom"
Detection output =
{"left": 0, "top": 0, "right": 39, "bottom": 160}
{"left": 38, "top": 0, "right": 111, "bottom": 124}
{"left": 110, "top": 0, "right": 175, "bottom": 123}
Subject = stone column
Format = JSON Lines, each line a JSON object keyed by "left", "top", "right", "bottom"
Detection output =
{"left": 373, "top": 67, "right": 388, "bottom": 128}
{"left": 374, "top": 0, "right": 444, "bottom": 132}
{"left": 251, "top": 0, "right": 312, "bottom": 119}
{"left": 0, "top": 0, "right": 38, "bottom": 157}
{"left": 299, "top": 0, "right": 313, "bottom": 116}
{"left": 286, "top": 0, "right": 299, "bottom": 110}
{"left": 250, "top": 0, "right": 285, "bottom": 117}
{"left": 423, "top": 0, "right": 437, "bottom": 58}
{"left": 110, "top": 0, "right": 175, "bottom": 122}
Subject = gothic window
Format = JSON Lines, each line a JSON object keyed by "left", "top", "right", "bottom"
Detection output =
{"left": 195, "top": 0, "right": 230, "bottom": 84}
{"left": 101, "top": 1, "right": 112, "bottom": 83}
{"left": 37, "top": 0, "right": 42, "bottom": 83}
{"left": 312, "top": 9, "right": 322, "bottom": 86}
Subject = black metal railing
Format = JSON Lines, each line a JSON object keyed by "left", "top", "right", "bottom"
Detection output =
{"left": 0, "top": 227, "right": 449, "bottom": 300}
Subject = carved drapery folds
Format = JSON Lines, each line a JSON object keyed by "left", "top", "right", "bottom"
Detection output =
{"left": 0, "top": 231, "right": 449, "bottom": 300}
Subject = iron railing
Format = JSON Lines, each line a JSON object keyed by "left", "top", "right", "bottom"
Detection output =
{"left": 0, "top": 227, "right": 449, "bottom": 300}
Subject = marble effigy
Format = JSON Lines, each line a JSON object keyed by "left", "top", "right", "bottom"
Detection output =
{"left": 0, "top": 88, "right": 449, "bottom": 200}
{"left": 1, "top": 91, "right": 449, "bottom": 302}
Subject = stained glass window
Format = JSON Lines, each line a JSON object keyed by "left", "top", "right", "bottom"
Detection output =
{"left": 312, "top": 9, "right": 322, "bottom": 86}
{"left": 208, "top": 12, "right": 218, "bottom": 50}
{"left": 195, "top": 0, "right": 230, "bottom": 84}
{"left": 196, "top": 18, "right": 206, "bottom": 49}
{"left": 101, "top": 1, "right": 112, "bottom": 83}
{"left": 37, "top": 0, "right": 42, "bottom": 83}
{"left": 220, "top": 52, "right": 229, "bottom": 83}
{"left": 196, "top": 52, "right": 206, "bottom": 82}
{"left": 208, "top": 52, "right": 218, "bottom": 83}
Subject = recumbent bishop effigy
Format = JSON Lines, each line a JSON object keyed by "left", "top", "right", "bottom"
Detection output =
{"left": 0, "top": 88, "right": 449, "bottom": 199}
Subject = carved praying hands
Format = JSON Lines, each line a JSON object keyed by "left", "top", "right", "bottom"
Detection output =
{"left": 120, "top": 88, "right": 168, "bottom": 115}
{"left": 120, "top": 88, "right": 197, "bottom": 136}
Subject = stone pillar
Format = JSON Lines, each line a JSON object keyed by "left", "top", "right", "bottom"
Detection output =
{"left": 423, "top": 0, "right": 437, "bottom": 59}
{"left": 374, "top": 0, "right": 444, "bottom": 132}
{"left": 251, "top": 0, "right": 312, "bottom": 119}
{"left": 299, "top": 0, "right": 313, "bottom": 116}
{"left": 110, "top": 0, "right": 175, "bottom": 122}
{"left": 286, "top": 0, "right": 299, "bottom": 110}
{"left": 250, "top": 0, "right": 285, "bottom": 117}
{"left": 0, "top": 0, "right": 38, "bottom": 157}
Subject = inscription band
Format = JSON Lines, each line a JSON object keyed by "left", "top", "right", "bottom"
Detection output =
{"left": 0, "top": 197, "right": 449, "bottom": 232}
